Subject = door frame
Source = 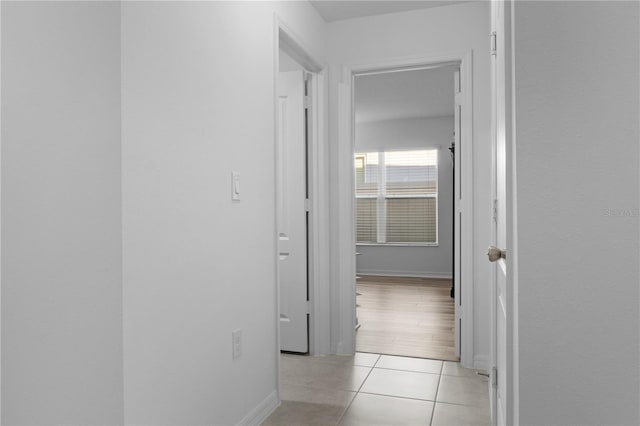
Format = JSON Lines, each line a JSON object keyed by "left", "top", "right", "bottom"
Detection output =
{"left": 0, "top": 3, "right": 3, "bottom": 420}
{"left": 490, "top": 0, "right": 519, "bottom": 423}
{"left": 274, "top": 14, "right": 331, "bottom": 359}
{"left": 334, "top": 51, "right": 475, "bottom": 367}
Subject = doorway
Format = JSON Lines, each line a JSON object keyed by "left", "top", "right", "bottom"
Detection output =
{"left": 275, "top": 20, "right": 331, "bottom": 357}
{"left": 277, "top": 50, "right": 311, "bottom": 353}
{"left": 352, "top": 65, "right": 460, "bottom": 361}
{"left": 336, "top": 52, "right": 474, "bottom": 366}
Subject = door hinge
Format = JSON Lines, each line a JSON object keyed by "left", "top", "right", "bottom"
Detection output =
{"left": 304, "top": 198, "right": 312, "bottom": 212}
{"left": 493, "top": 198, "right": 498, "bottom": 222}
{"left": 304, "top": 95, "right": 311, "bottom": 109}
{"left": 306, "top": 300, "right": 312, "bottom": 314}
{"left": 491, "top": 366, "right": 498, "bottom": 387}
{"left": 490, "top": 31, "right": 497, "bottom": 56}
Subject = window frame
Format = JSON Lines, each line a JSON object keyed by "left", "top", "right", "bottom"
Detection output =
{"left": 355, "top": 149, "right": 439, "bottom": 247}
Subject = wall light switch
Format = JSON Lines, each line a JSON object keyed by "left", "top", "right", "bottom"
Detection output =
{"left": 231, "top": 172, "right": 240, "bottom": 201}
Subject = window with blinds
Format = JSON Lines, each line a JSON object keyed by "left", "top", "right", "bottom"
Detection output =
{"left": 355, "top": 149, "right": 438, "bottom": 245}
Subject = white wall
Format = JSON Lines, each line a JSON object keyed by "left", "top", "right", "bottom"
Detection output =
{"left": 280, "top": 48, "right": 302, "bottom": 72}
{"left": 1, "top": 2, "right": 123, "bottom": 424}
{"left": 327, "top": 1, "right": 491, "bottom": 365}
{"left": 1, "top": 1, "right": 326, "bottom": 424}
{"left": 355, "top": 117, "right": 453, "bottom": 278}
{"left": 121, "top": 2, "right": 325, "bottom": 424}
{"left": 513, "top": 1, "right": 639, "bottom": 424}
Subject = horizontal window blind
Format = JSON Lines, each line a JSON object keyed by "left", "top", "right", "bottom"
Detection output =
{"left": 355, "top": 198, "right": 377, "bottom": 243}
{"left": 355, "top": 149, "right": 438, "bottom": 244}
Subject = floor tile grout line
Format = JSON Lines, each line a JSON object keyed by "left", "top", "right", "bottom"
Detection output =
{"left": 333, "top": 391, "right": 358, "bottom": 426}
{"left": 371, "top": 353, "right": 382, "bottom": 368}
{"left": 429, "top": 369, "right": 445, "bottom": 425}
{"left": 354, "top": 366, "right": 375, "bottom": 394}
{"left": 373, "top": 366, "right": 443, "bottom": 375}
{"left": 335, "top": 354, "right": 380, "bottom": 426}
{"left": 432, "top": 400, "right": 489, "bottom": 408}
{"left": 356, "top": 390, "right": 439, "bottom": 403}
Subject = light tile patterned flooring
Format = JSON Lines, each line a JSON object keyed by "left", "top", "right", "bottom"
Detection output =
{"left": 263, "top": 352, "right": 491, "bottom": 426}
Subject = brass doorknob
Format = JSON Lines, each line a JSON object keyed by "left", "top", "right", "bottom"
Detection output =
{"left": 487, "top": 246, "right": 506, "bottom": 262}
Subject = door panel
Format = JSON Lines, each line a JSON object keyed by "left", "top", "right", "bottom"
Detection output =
{"left": 278, "top": 70, "right": 308, "bottom": 353}
{"left": 496, "top": 260, "right": 507, "bottom": 426}
{"left": 491, "top": 0, "right": 512, "bottom": 424}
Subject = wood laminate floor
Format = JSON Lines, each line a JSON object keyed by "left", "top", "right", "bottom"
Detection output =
{"left": 356, "top": 275, "right": 458, "bottom": 361}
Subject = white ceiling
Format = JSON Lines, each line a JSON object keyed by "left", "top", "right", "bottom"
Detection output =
{"left": 355, "top": 66, "right": 457, "bottom": 124}
{"left": 309, "top": 1, "right": 472, "bottom": 22}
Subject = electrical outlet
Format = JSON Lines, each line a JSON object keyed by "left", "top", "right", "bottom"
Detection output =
{"left": 232, "top": 329, "right": 242, "bottom": 360}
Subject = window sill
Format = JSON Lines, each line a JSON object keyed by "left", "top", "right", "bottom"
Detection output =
{"left": 356, "top": 242, "right": 439, "bottom": 247}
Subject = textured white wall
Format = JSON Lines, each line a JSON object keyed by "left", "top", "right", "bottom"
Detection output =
{"left": 513, "top": 1, "right": 639, "bottom": 424}
{"left": 1, "top": 2, "right": 123, "bottom": 424}
{"left": 355, "top": 117, "right": 454, "bottom": 278}
{"left": 327, "top": 1, "right": 491, "bottom": 365}
{"left": 121, "top": 2, "right": 325, "bottom": 424}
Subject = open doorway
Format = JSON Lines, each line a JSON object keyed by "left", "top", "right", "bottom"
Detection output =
{"left": 275, "top": 21, "right": 330, "bottom": 358}
{"left": 353, "top": 65, "right": 461, "bottom": 361}
{"left": 277, "top": 47, "right": 311, "bottom": 354}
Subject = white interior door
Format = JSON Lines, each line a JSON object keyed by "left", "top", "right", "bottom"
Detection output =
{"left": 493, "top": 79, "right": 508, "bottom": 426}
{"left": 491, "top": 1, "right": 512, "bottom": 424}
{"left": 277, "top": 70, "right": 309, "bottom": 353}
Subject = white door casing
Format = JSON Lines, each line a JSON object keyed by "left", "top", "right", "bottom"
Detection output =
{"left": 453, "top": 69, "right": 462, "bottom": 359}
{"left": 276, "top": 15, "right": 332, "bottom": 360}
{"left": 336, "top": 53, "right": 474, "bottom": 365}
{"left": 277, "top": 70, "right": 309, "bottom": 353}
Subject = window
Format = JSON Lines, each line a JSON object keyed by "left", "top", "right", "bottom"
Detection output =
{"left": 355, "top": 149, "right": 438, "bottom": 245}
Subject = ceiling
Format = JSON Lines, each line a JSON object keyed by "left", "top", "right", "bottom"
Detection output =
{"left": 309, "top": 1, "right": 472, "bottom": 22}
{"left": 355, "top": 66, "right": 457, "bottom": 124}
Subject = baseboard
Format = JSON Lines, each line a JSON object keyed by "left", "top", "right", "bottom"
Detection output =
{"left": 473, "top": 355, "right": 489, "bottom": 372}
{"left": 356, "top": 269, "right": 453, "bottom": 280}
{"left": 236, "top": 389, "right": 279, "bottom": 426}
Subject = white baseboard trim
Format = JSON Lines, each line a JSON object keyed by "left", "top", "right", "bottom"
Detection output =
{"left": 236, "top": 389, "right": 279, "bottom": 426}
{"left": 473, "top": 355, "right": 489, "bottom": 372}
{"left": 356, "top": 270, "right": 453, "bottom": 280}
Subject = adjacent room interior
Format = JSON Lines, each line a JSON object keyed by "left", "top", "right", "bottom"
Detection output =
{"left": 353, "top": 66, "right": 459, "bottom": 361}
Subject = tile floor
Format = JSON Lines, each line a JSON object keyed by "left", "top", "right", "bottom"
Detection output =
{"left": 263, "top": 352, "right": 491, "bottom": 426}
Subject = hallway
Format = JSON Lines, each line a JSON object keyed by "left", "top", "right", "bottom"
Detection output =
{"left": 264, "top": 353, "right": 490, "bottom": 426}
